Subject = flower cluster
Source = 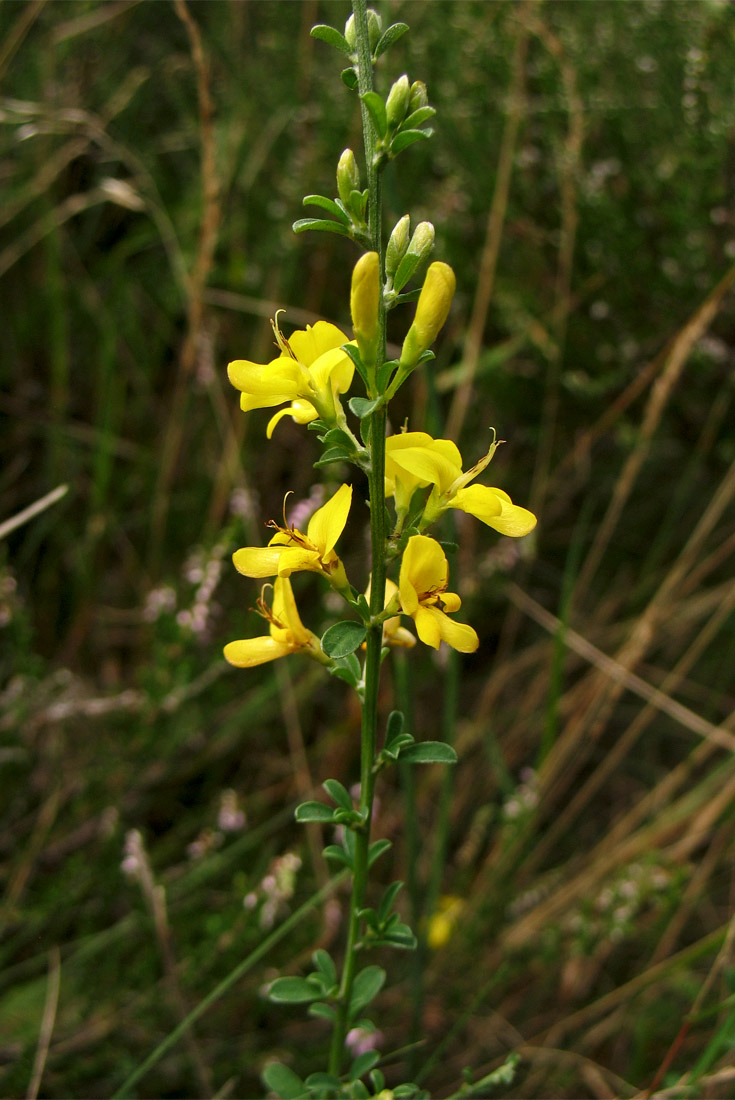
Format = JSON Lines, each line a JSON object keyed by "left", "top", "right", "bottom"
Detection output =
{"left": 223, "top": 255, "right": 536, "bottom": 670}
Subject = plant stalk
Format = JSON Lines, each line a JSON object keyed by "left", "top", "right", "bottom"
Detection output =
{"left": 328, "top": 0, "right": 388, "bottom": 1075}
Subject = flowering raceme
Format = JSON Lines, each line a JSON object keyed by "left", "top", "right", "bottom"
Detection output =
{"left": 223, "top": 576, "right": 326, "bottom": 668}
{"left": 227, "top": 318, "right": 355, "bottom": 437}
{"left": 398, "top": 534, "right": 479, "bottom": 653}
{"left": 385, "top": 431, "right": 536, "bottom": 536}
{"left": 232, "top": 483, "right": 352, "bottom": 595}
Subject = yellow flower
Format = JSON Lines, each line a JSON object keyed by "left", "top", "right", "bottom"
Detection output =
{"left": 224, "top": 577, "right": 326, "bottom": 668}
{"left": 398, "top": 535, "right": 478, "bottom": 652}
{"left": 227, "top": 317, "right": 355, "bottom": 438}
{"left": 426, "top": 895, "right": 464, "bottom": 949}
{"left": 385, "top": 431, "right": 461, "bottom": 518}
{"left": 232, "top": 484, "right": 352, "bottom": 593}
{"left": 386, "top": 432, "right": 536, "bottom": 537}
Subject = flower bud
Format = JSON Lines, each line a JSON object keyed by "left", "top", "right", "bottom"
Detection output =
{"left": 351, "top": 251, "right": 381, "bottom": 367}
{"left": 407, "top": 221, "right": 435, "bottom": 264}
{"left": 399, "top": 261, "right": 456, "bottom": 370}
{"left": 408, "top": 80, "right": 429, "bottom": 114}
{"left": 385, "top": 74, "right": 410, "bottom": 130}
{"left": 386, "top": 215, "right": 411, "bottom": 280}
{"left": 337, "top": 149, "right": 360, "bottom": 207}
{"left": 366, "top": 8, "right": 382, "bottom": 50}
{"left": 344, "top": 14, "right": 356, "bottom": 48}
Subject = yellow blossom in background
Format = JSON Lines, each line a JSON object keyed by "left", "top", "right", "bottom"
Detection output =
{"left": 223, "top": 577, "right": 325, "bottom": 668}
{"left": 398, "top": 535, "right": 478, "bottom": 652}
{"left": 227, "top": 318, "right": 355, "bottom": 437}
{"left": 387, "top": 431, "right": 537, "bottom": 536}
{"left": 426, "top": 895, "right": 464, "bottom": 949}
{"left": 232, "top": 484, "right": 352, "bottom": 594}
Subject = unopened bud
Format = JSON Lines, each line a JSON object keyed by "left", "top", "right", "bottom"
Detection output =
{"left": 386, "top": 215, "right": 411, "bottom": 280}
{"left": 351, "top": 251, "right": 381, "bottom": 367}
{"left": 337, "top": 149, "right": 360, "bottom": 207}
{"left": 407, "top": 221, "right": 435, "bottom": 263}
{"left": 385, "top": 74, "right": 410, "bottom": 129}
{"left": 366, "top": 8, "right": 382, "bottom": 50}
{"left": 408, "top": 80, "right": 429, "bottom": 114}
{"left": 344, "top": 14, "right": 356, "bottom": 48}
{"left": 399, "top": 261, "right": 456, "bottom": 370}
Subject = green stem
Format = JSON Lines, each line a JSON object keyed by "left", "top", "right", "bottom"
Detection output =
{"left": 328, "top": 0, "right": 388, "bottom": 1075}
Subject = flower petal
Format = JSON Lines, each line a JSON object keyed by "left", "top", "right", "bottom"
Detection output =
{"left": 400, "top": 534, "right": 449, "bottom": 598}
{"left": 224, "top": 636, "right": 291, "bottom": 667}
{"left": 288, "top": 321, "right": 349, "bottom": 365}
{"left": 228, "top": 358, "right": 300, "bottom": 395}
{"left": 272, "top": 576, "right": 312, "bottom": 645}
{"left": 306, "top": 483, "right": 352, "bottom": 557}
{"left": 309, "top": 346, "right": 355, "bottom": 395}
{"left": 414, "top": 606, "right": 442, "bottom": 649}
{"left": 266, "top": 401, "right": 317, "bottom": 438}
{"left": 232, "top": 547, "right": 284, "bottom": 577}
{"left": 435, "top": 611, "right": 479, "bottom": 653}
{"left": 448, "top": 484, "right": 504, "bottom": 523}
{"left": 388, "top": 446, "right": 460, "bottom": 494}
{"left": 275, "top": 548, "right": 322, "bottom": 576}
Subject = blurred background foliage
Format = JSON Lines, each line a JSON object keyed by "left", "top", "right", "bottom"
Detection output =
{"left": 2, "top": 0, "right": 735, "bottom": 1096}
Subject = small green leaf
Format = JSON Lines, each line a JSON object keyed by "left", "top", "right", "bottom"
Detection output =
{"left": 310, "top": 24, "right": 353, "bottom": 55}
{"left": 349, "top": 1049, "right": 381, "bottom": 1081}
{"left": 368, "top": 838, "right": 392, "bottom": 867}
{"left": 348, "top": 396, "right": 382, "bottom": 419}
{"left": 378, "top": 880, "right": 404, "bottom": 921}
{"left": 321, "top": 620, "right": 367, "bottom": 659}
{"left": 312, "top": 948, "right": 337, "bottom": 986}
{"left": 393, "top": 251, "right": 422, "bottom": 294}
{"left": 323, "top": 844, "right": 352, "bottom": 868}
{"left": 349, "top": 965, "right": 386, "bottom": 1017}
{"left": 314, "top": 445, "right": 354, "bottom": 468}
{"left": 370, "top": 1069, "right": 386, "bottom": 1093}
{"left": 323, "top": 778, "right": 353, "bottom": 811}
{"left": 308, "top": 1002, "right": 337, "bottom": 1022}
{"left": 399, "top": 741, "right": 458, "bottom": 765}
{"left": 361, "top": 91, "right": 387, "bottom": 138}
{"left": 390, "top": 128, "right": 433, "bottom": 155}
{"left": 293, "top": 217, "right": 350, "bottom": 236}
{"left": 295, "top": 801, "right": 335, "bottom": 823}
{"left": 400, "top": 106, "right": 436, "bottom": 131}
{"left": 305, "top": 1071, "right": 342, "bottom": 1091}
{"left": 329, "top": 651, "right": 362, "bottom": 688}
{"left": 374, "top": 21, "right": 409, "bottom": 58}
{"left": 262, "top": 1061, "right": 306, "bottom": 1100}
{"left": 351, "top": 1081, "right": 370, "bottom": 1100}
{"left": 268, "top": 977, "right": 319, "bottom": 1004}
{"left": 341, "top": 67, "right": 358, "bottom": 90}
{"left": 383, "top": 923, "right": 418, "bottom": 949}
{"left": 376, "top": 358, "right": 397, "bottom": 391}
{"left": 303, "top": 194, "right": 350, "bottom": 224}
{"left": 384, "top": 709, "right": 404, "bottom": 750}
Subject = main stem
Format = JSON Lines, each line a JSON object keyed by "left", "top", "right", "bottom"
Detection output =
{"left": 328, "top": 0, "right": 387, "bottom": 1075}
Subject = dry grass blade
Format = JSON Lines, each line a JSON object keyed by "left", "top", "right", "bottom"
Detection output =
{"left": 26, "top": 946, "right": 61, "bottom": 1100}
{"left": 0, "top": 484, "right": 68, "bottom": 541}
{"left": 507, "top": 583, "right": 735, "bottom": 751}
{"left": 574, "top": 266, "right": 735, "bottom": 602}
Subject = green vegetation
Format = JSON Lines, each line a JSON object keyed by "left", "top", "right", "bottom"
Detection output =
{"left": 2, "top": 1, "right": 735, "bottom": 1096}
